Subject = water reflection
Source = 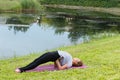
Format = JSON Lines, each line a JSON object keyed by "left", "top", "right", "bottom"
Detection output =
{"left": 0, "top": 10, "right": 120, "bottom": 59}
{"left": 42, "top": 13, "right": 120, "bottom": 42}
{"left": 8, "top": 26, "right": 29, "bottom": 34}
{"left": 2, "top": 12, "right": 120, "bottom": 42}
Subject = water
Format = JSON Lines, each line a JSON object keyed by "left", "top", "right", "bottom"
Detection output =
{"left": 0, "top": 23, "right": 72, "bottom": 58}
{"left": 0, "top": 9, "right": 120, "bottom": 59}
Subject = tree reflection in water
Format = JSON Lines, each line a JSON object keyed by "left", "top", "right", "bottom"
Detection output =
{"left": 4, "top": 10, "right": 120, "bottom": 43}
{"left": 44, "top": 13, "right": 120, "bottom": 42}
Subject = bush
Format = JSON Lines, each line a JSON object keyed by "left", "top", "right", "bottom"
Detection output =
{"left": 20, "top": 0, "right": 35, "bottom": 9}
{"left": 20, "top": 0, "right": 44, "bottom": 12}
{"left": 21, "top": 0, "right": 42, "bottom": 9}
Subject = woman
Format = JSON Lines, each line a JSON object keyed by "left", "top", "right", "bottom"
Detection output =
{"left": 15, "top": 50, "right": 83, "bottom": 73}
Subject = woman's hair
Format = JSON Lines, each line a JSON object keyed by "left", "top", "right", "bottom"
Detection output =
{"left": 77, "top": 60, "right": 83, "bottom": 66}
{"left": 72, "top": 59, "right": 83, "bottom": 67}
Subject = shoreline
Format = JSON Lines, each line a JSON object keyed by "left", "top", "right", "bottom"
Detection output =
{"left": 0, "top": 35, "right": 120, "bottom": 79}
{"left": 1, "top": 34, "right": 120, "bottom": 61}
{"left": 44, "top": 5, "right": 120, "bottom": 16}
{"left": 0, "top": 5, "right": 120, "bottom": 16}
{"left": 0, "top": 4, "right": 120, "bottom": 16}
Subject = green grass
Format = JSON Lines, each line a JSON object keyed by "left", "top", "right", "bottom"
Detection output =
{"left": 0, "top": 0, "right": 21, "bottom": 11}
{"left": 0, "top": 0, "right": 120, "bottom": 12}
{"left": 2, "top": 0, "right": 119, "bottom": 15}
{"left": 0, "top": 35, "right": 120, "bottom": 80}
{"left": 0, "top": 0, "right": 42, "bottom": 12}
{"left": 40, "top": 0, "right": 120, "bottom": 8}
{"left": 20, "top": 0, "right": 42, "bottom": 10}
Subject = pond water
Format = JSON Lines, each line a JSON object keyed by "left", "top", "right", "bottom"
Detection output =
{"left": 0, "top": 8, "right": 120, "bottom": 59}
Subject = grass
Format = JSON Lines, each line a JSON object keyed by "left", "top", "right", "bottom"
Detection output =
{"left": 0, "top": 0, "right": 120, "bottom": 12}
{"left": 0, "top": 35, "right": 120, "bottom": 80}
{"left": 0, "top": 0, "right": 43, "bottom": 12}
{"left": 0, "top": 0, "right": 21, "bottom": 11}
{"left": 20, "top": 0, "right": 42, "bottom": 10}
{"left": 40, "top": 0, "right": 120, "bottom": 8}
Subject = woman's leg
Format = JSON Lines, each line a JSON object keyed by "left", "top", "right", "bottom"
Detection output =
{"left": 19, "top": 51, "right": 60, "bottom": 72}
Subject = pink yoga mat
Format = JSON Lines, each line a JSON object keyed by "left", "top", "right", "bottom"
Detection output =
{"left": 26, "top": 64, "right": 87, "bottom": 72}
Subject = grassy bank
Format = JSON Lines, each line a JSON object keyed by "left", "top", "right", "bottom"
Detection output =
{"left": 44, "top": 5, "right": 120, "bottom": 16}
{"left": 40, "top": 0, "right": 120, "bottom": 8}
{"left": 0, "top": 35, "right": 120, "bottom": 80}
{"left": 0, "top": 0, "right": 20, "bottom": 11}
{"left": 0, "top": 0, "right": 120, "bottom": 12}
{"left": 0, "top": 0, "right": 42, "bottom": 12}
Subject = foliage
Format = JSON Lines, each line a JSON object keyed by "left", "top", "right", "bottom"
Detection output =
{"left": 41, "top": 0, "right": 120, "bottom": 8}
{"left": 20, "top": 0, "right": 43, "bottom": 11}
{"left": 0, "top": 0, "right": 43, "bottom": 12}
{"left": 0, "top": 35, "right": 120, "bottom": 80}
{"left": 0, "top": 0, "right": 21, "bottom": 11}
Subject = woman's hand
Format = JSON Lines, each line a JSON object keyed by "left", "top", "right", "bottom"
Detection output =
{"left": 55, "top": 59, "right": 68, "bottom": 70}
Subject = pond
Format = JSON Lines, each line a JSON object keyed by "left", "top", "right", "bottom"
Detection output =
{"left": 0, "top": 8, "right": 120, "bottom": 59}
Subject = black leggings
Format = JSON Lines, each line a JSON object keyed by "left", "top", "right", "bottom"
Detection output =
{"left": 19, "top": 51, "right": 60, "bottom": 72}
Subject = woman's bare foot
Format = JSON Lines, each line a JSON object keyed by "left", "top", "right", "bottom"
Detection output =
{"left": 15, "top": 68, "right": 21, "bottom": 73}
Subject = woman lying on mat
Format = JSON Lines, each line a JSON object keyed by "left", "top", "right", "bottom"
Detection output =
{"left": 15, "top": 50, "right": 83, "bottom": 73}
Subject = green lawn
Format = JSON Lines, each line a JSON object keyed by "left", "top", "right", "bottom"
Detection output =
{"left": 0, "top": 35, "right": 120, "bottom": 80}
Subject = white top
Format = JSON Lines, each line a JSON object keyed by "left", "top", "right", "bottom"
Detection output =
{"left": 58, "top": 50, "right": 72, "bottom": 68}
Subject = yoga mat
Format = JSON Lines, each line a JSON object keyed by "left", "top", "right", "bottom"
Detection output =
{"left": 26, "top": 64, "right": 87, "bottom": 72}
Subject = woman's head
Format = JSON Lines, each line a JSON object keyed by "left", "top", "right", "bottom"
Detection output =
{"left": 72, "top": 58, "right": 83, "bottom": 66}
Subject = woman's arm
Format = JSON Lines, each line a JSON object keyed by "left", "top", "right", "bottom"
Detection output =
{"left": 55, "top": 59, "right": 68, "bottom": 70}
{"left": 54, "top": 61, "right": 57, "bottom": 68}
